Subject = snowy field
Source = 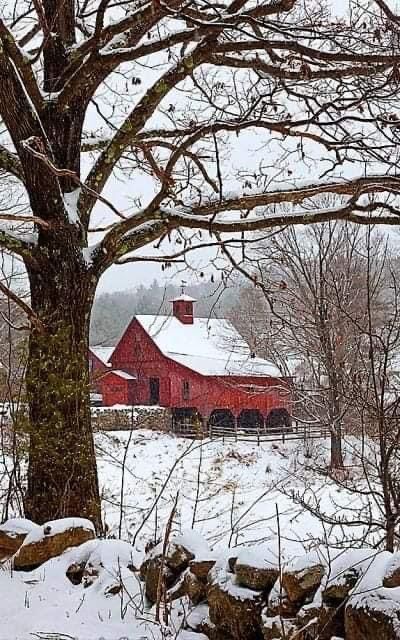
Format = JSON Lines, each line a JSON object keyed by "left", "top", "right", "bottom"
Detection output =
{"left": 0, "top": 430, "right": 376, "bottom": 639}
{"left": 97, "top": 430, "right": 361, "bottom": 552}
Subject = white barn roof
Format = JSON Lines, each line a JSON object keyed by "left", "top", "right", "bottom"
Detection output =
{"left": 90, "top": 346, "right": 114, "bottom": 365}
{"left": 111, "top": 370, "right": 136, "bottom": 380}
{"left": 135, "top": 315, "right": 281, "bottom": 378}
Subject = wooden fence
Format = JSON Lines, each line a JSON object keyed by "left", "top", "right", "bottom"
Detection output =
{"left": 171, "top": 420, "right": 330, "bottom": 444}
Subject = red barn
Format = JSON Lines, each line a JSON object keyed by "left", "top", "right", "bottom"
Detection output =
{"left": 95, "top": 295, "right": 292, "bottom": 431}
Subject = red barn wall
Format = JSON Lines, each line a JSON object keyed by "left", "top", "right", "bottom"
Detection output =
{"left": 100, "top": 371, "right": 135, "bottom": 407}
{"left": 105, "top": 318, "right": 291, "bottom": 417}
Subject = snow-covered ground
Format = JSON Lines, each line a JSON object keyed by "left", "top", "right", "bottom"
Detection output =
{"left": 97, "top": 430, "right": 368, "bottom": 552}
{"left": 0, "top": 430, "right": 377, "bottom": 639}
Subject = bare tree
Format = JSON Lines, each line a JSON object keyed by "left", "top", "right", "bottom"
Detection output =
{"left": 282, "top": 231, "right": 400, "bottom": 551}
{"left": 1, "top": 0, "right": 400, "bottom": 524}
{"left": 228, "top": 221, "right": 375, "bottom": 467}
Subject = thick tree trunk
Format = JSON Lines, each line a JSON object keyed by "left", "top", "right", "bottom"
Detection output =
{"left": 24, "top": 258, "right": 101, "bottom": 530}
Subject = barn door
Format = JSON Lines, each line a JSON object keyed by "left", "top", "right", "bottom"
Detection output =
{"left": 149, "top": 377, "right": 160, "bottom": 405}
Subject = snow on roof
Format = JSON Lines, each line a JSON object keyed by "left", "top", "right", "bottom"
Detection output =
{"left": 90, "top": 346, "right": 114, "bottom": 365}
{"left": 111, "top": 370, "right": 136, "bottom": 380}
{"left": 170, "top": 294, "right": 197, "bottom": 302}
{"left": 135, "top": 315, "right": 282, "bottom": 378}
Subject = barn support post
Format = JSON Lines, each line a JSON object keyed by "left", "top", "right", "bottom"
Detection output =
{"left": 199, "top": 412, "right": 207, "bottom": 438}
{"left": 203, "top": 412, "right": 211, "bottom": 438}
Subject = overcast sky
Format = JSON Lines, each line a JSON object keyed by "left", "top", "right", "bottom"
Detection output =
{"left": 92, "top": 0, "right": 383, "bottom": 294}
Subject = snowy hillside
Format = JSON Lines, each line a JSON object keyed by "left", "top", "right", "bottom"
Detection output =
{"left": 96, "top": 430, "right": 367, "bottom": 554}
{"left": 0, "top": 431, "right": 380, "bottom": 639}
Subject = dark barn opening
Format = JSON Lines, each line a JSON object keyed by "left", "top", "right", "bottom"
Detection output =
{"left": 265, "top": 408, "right": 292, "bottom": 433}
{"left": 172, "top": 407, "right": 202, "bottom": 434}
{"left": 238, "top": 409, "right": 264, "bottom": 433}
{"left": 208, "top": 409, "right": 235, "bottom": 433}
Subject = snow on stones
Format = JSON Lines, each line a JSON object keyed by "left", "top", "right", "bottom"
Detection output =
{"left": 13, "top": 517, "right": 95, "bottom": 570}
{"left": 3, "top": 515, "right": 400, "bottom": 640}
{"left": 207, "top": 554, "right": 266, "bottom": 640}
{"left": 322, "top": 548, "right": 380, "bottom": 603}
{"left": 265, "top": 579, "right": 298, "bottom": 618}
{"left": 140, "top": 529, "right": 213, "bottom": 604}
{"left": 235, "top": 547, "right": 279, "bottom": 591}
{"left": 261, "top": 614, "right": 297, "bottom": 640}
{"left": 384, "top": 552, "right": 400, "bottom": 588}
{"left": 345, "top": 551, "right": 400, "bottom": 640}
{"left": 281, "top": 552, "right": 325, "bottom": 603}
{"left": 0, "top": 517, "right": 40, "bottom": 561}
{"left": 66, "top": 538, "right": 140, "bottom": 592}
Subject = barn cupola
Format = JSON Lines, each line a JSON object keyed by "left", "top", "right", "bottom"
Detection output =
{"left": 171, "top": 292, "right": 197, "bottom": 325}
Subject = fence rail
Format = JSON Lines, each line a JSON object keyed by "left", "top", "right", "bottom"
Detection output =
{"left": 172, "top": 421, "right": 330, "bottom": 443}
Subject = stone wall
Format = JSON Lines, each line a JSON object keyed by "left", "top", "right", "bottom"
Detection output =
{"left": 140, "top": 536, "right": 400, "bottom": 640}
{"left": 3, "top": 515, "right": 400, "bottom": 640}
{"left": 91, "top": 405, "right": 171, "bottom": 432}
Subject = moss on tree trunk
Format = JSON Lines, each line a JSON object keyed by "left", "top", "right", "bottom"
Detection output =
{"left": 24, "top": 262, "right": 101, "bottom": 530}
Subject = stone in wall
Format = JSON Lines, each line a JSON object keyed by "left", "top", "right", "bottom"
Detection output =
{"left": 208, "top": 561, "right": 265, "bottom": 640}
{"left": 14, "top": 518, "right": 95, "bottom": 570}
{"left": 234, "top": 548, "right": 279, "bottom": 593}
{"left": 346, "top": 599, "right": 400, "bottom": 640}
{"left": 282, "top": 554, "right": 325, "bottom": 604}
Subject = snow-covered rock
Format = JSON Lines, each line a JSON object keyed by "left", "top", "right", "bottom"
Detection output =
{"left": 0, "top": 518, "right": 40, "bottom": 561}
{"left": 184, "top": 568, "right": 208, "bottom": 604}
{"left": 235, "top": 547, "right": 279, "bottom": 591}
{"left": 140, "top": 529, "right": 211, "bottom": 604}
{"left": 261, "top": 613, "right": 297, "bottom": 640}
{"left": 14, "top": 517, "right": 95, "bottom": 570}
{"left": 266, "top": 579, "right": 298, "bottom": 618}
{"left": 208, "top": 559, "right": 265, "bottom": 640}
{"left": 296, "top": 602, "right": 345, "bottom": 640}
{"left": 189, "top": 557, "right": 216, "bottom": 581}
{"left": 346, "top": 551, "right": 400, "bottom": 640}
{"left": 282, "top": 553, "right": 325, "bottom": 603}
{"left": 322, "top": 548, "right": 380, "bottom": 603}
{"left": 384, "top": 552, "right": 400, "bottom": 588}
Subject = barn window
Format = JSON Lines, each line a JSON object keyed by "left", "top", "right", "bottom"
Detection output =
{"left": 186, "top": 302, "right": 191, "bottom": 313}
{"left": 182, "top": 380, "right": 190, "bottom": 400}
